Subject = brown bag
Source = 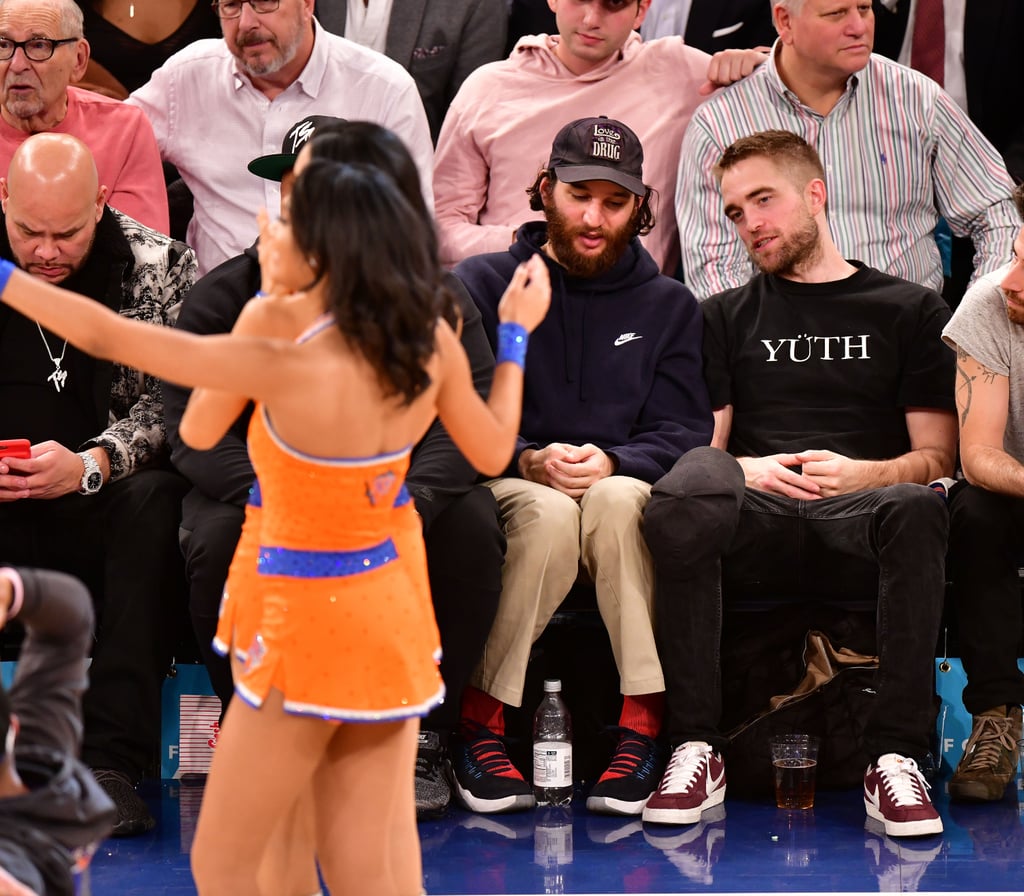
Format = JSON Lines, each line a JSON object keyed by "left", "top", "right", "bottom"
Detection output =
{"left": 725, "top": 630, "right": 879, "bottom": 796}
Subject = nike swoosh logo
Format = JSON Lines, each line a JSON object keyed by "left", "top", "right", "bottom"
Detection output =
{"left": 708, "top": 766, "right": 726, "bottom": 793}
{"left": 614, "top": 333, "right": 642, "bottom": 347}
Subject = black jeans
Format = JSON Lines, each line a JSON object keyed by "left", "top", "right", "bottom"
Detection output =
{"left": 643, "top": 446, "right": 947, "bottom": 763}
{"left": 0, "top": 469, "right": 188, "bottom": 780}
{"left": 946, "top": 481, "right": 1024, "bottom": 715}
{"left": 181, "top": 483, "right": 506, "bottom": 737}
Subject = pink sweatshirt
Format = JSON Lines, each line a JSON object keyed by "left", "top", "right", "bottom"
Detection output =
{"left": 433, "top": 32, "right": 711, "bottom": 275}
{"left": 0, "top": 87, "right": 169, "bottom": 235}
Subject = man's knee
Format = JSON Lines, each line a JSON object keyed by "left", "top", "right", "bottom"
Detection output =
{"left": 644, "top": 447, "right": 744, "bottom": 566}
{"left": 948, "top": 481, "right": 1015, "bottom": 539}
{"left": 492, "top": 479, "right": 581, "bottom": 548}
{"left": 425, "top": 485, "right": 506, "bottom": 580}
{"left": 879, "top": 482, "right": 949, "bottom": 541}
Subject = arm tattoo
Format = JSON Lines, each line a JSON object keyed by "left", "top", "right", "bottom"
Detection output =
{"left": 955, "top": 347, "right": 1000, "bottom": 426}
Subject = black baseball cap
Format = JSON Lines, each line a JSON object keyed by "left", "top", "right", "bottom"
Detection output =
{"left": 247, "top": 115, "right": 347, "bottom": 181}
{"left": 546, "top": 116, "right": 646, "bottom": 196}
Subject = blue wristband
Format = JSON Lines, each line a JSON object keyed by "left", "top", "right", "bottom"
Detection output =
{"left": 0, "top": 258, "right": 14, "bottom": 294}
{"left": 496, "top": 322, "right": 528, "bottom": 369}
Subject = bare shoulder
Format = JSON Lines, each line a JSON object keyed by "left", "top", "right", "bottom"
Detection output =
{"left": 235, "top": 291, "right": 320, "bottom": 340}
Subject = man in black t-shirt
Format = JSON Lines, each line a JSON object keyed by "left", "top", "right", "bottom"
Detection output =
{"left": 641, "top": 131, "right": 956, "bottom": 839}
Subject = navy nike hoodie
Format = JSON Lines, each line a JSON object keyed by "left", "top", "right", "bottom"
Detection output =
{"left": 455, "top": 222, "right": 713, "bottom": 482}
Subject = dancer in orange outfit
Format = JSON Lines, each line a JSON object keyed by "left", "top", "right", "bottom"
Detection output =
{"left": 0, "top": 159, "right": 550, "bottom": 896}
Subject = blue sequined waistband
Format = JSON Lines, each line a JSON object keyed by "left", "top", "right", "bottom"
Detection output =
{"left": 258, "top": 539, "right": 398, "bottom": 578}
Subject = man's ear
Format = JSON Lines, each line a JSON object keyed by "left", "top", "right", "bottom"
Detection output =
{"left": 95, "top": 185, "right": 109, "bottom": 221}
{"left": 772, "top": 2, "right": 794, "bottom": 44}
{"left": 71, "top": 38, "right": 91, "bottom": 83}
{"left": 0, "top": 178, "right": 8, "bottom": 214}
{"left": 634, "top": 0, "right": 652, "bottom": 29}
{"left": 806, "top": 177, "right": 828, "bottom": 216}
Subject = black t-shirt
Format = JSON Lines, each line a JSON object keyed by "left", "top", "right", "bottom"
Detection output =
{"left": 702, "top": 263, "right": 955, "bottom": 460}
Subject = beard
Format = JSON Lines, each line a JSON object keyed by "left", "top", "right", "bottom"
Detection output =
{"left": 747, "top": 212, "right": 822, "bottom": 278}
{"left": 543, "top": 198, "right": 638, "bottom": 279}
{"left": 2, "top": 80, "right": 44, "bottom": 121}
{"left": 1005, "top": 292, "right": 1024, "bottom": 326}
{"left": 234, "top": 12, "right": 305, "bottom": 77}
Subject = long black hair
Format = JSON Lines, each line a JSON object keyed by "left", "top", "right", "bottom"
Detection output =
{"left": 306, "top": 122, "right": 459, "bottom": 330}
{"left": 289, "top": 160, "right": 447, "bottom": 404}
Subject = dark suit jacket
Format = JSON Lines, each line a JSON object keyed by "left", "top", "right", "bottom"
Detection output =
{"left": 314, "top": 0, "right": 507, "bottom": 143}
{"left": 874, "top": 0, "right": 1024, "bottom": 182}
{"left": 681, "top": 0, "right": 776, "bottom": 54}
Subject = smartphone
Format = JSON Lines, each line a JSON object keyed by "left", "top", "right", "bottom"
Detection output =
{"left": 0, "top": 439, "right": 31, "bottom": 459}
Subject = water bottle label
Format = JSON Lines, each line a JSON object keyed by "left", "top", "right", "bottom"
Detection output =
{"left": 533, "top": 741, "right": 572, "bottom": 787}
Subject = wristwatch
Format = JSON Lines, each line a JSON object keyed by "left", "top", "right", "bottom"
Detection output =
{"left": 77, "top": 451, "right": 103, "bottom": 495}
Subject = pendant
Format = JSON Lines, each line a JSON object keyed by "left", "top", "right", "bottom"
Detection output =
{"left": 47, "top": 361, "right": 67, "bottom": 393}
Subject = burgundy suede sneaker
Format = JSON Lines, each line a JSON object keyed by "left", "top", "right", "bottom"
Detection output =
{"left": 642, "top": 741, "right": 726, "bottom": 826}
{"left": 863, "top": 753, "right": 943, "bottom": 837}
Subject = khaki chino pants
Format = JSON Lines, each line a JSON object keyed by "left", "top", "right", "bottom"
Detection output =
{"left": 471, "top": 476, "right": 664, "bottom": 707}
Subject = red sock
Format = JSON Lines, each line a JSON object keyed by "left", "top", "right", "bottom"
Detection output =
{"left": 460, "top": 685, "right": 506, "bottom": 735}
{"left": 619, "top": 692, "right": 664, "bottom": 738}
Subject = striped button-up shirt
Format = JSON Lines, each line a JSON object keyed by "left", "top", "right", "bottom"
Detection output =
{"left": 676, "top": 47, "right": 1018, "bottom": 300}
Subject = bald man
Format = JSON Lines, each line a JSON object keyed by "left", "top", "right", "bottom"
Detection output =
{"left": 0, "top": 133, "right": 195, "bottom": 837}
{"left": 0, "top": 0, "right": 168, "bottom": 233}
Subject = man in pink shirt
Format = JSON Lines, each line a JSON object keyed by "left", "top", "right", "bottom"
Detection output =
{"left": 0, "top": 0, "right": 168, "bottom": 235}
{"left": 433, "top": 0, "right": 765, "bottom": 275}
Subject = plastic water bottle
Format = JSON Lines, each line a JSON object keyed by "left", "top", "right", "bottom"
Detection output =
{"left": 533, "top": 678, "right": 573, "bottom": 806}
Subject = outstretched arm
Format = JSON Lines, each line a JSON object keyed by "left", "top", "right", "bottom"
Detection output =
{"left": 0, "top": 262, "right": 288, "bottom": 407}
{"left": 435, "top": 255, "right": 550, "bottom": 476}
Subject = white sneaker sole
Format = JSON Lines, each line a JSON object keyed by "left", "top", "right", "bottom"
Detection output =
{"left": 642, "top": 785, "right": 726, "bottom": 826}
{"left": 586, "top": 794, "right": 648, "bottom": 816}
{"left": 864, "top": 802, "right": 944, "bottom": 837}
{"left": 452, "top": 778, "right": 535, "bottom": 814}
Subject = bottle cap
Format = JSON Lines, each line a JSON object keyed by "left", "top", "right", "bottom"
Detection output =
{"left": 543, "top": 678, "right": 561, "bottom": 693}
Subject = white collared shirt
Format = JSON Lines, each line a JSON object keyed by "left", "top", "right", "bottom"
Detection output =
{"left": 128, "top": 20, "right": 433, "bottom": 275}
{"left": 881, "top": 0, "right": 968, "bottom": 112}
{"left": 344, "top": 0, "right": 394, "bottom": 53}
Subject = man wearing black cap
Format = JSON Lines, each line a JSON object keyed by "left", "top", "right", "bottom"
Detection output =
{"left": 164, "top": 115, "right": 507, "bottom": 820}
{"left": 449, "top": 116, "right": 713, "bottom": 818}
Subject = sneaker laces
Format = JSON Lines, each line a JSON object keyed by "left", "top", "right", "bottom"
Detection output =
{"left": 600, "top": 727, "right": 656, "bottom": 781}
{"left": 960, "top": 715, "right": 1018, "bottom": 772}
{"left": 876, "top": 757, "right": 930, "bottom": 807}
{"left": 461, "top": 723, "right": 524, "bottom": 780}
{"left": 659, "top": 742, "right": 713, "bottom": 795}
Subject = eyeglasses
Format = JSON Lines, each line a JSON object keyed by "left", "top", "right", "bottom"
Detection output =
{"left": 0, "top": 37, "right": 78, "bottom": 62}
{"left": 212, "top": 0, "right": 282, "bottom": 18}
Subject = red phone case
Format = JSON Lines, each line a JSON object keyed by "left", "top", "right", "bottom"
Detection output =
{"left": 0, "top": 439, "right": 31, "bottom": 459}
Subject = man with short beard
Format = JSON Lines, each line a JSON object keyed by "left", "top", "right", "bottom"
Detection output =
{"left": 449, "top": 117, "right": 713, "bottom": 818}
{"left": 939, "top": 184, "right": 1024, "bottom": 805}
{"left": 642, "top": 130, "right": 955, "bottom": 837}
{"left": 676, "top": 0, "right": 1018, "bottom": 301}
{"left": 126, "top": 0, "right": 432, "bottom": 275}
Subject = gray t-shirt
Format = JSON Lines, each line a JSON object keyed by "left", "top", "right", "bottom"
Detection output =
{"left": 942, "top": 263, "right": 1024, "bottom": 462}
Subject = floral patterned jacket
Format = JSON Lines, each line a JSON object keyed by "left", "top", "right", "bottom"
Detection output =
{"left": 77, "top": 209, "right": 196, "bottom": 481}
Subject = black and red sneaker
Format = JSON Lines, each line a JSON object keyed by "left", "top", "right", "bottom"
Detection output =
{"left": 587, "top": 728, "right": 668, "bottom": 816}
{"left": 448, "top": 723, "right": 535, "bottom": 814}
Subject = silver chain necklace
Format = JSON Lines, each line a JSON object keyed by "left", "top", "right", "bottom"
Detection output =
{"left": 35, "top": 322, "right": 68, "bottom": 392}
